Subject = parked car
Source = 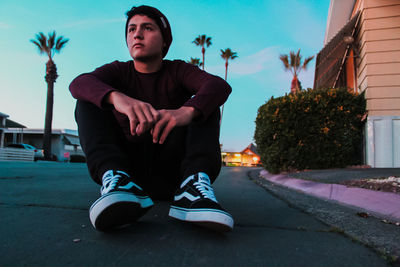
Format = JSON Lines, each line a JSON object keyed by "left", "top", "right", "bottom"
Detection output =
{"left": 5, "top": 143, "right": 44, "bottom": 161}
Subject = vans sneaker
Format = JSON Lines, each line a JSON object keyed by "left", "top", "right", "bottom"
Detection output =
{"left": 89, "top": 170, "right": 153, "bottom": 231}
{"left": 169, "top": 172, "right": 234, "bottom": 232}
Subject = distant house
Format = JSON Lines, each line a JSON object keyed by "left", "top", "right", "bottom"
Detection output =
{"left": 314, "top": 0, "right": 400, "bottom": 167}
{"left": 2, "top": 128, "right": 84, "bottom": 162}
{"left": 0, "top": 112, "right": 26, "bottom": 148}
{"left": 222, "top": 143, "right": 261, "bottom": 167}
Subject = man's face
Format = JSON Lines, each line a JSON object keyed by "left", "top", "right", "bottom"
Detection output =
{"left": 127, "top": 15, "right": 164, "bottom": 62}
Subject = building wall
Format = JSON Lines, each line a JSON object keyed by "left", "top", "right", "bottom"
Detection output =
{"left": 223, "top": 153, "right": 242, "bottom": 166}
{"left": 353, "top": 0, "right": 400, "bottom": 116}
{"left": 222, "top": 151, "right": 260, "bottom": 167}
{"left": 351, "top": 0, "right": 400, "bottom": 167}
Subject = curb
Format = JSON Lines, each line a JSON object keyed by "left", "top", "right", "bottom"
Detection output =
{"left": 259, "top": 170, "right": 400, "bottom": 221}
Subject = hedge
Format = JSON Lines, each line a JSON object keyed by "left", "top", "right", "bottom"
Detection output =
{"left": 254, "top": 88, "right": 366, "bottom": 174}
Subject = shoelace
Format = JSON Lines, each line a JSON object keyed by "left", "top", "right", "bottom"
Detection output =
{"left": 101, "top": 172, "right": 121, "bottom": 194}
{"left": 194, "top": 180, "right": 218, "bottom": 203}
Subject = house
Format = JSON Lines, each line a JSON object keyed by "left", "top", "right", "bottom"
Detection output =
{"left": 0, "top": 112, "right": 26, "bottom": 148}
{"left": 2, "top": 128, "right": 84, "bottom": 162}
{"left": 314, "top": 0, "right": 400, "bottom": 167}
{"left": 222, "top": 143, "right": 261, "bottom": 167}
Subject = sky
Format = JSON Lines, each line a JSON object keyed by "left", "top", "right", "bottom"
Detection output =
{"left": 0, "top": 0, "right": 330, "bottom": 152}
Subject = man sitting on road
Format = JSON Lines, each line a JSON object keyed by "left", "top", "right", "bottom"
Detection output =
{"left": 69, "top": 5, "right": 234, "bottom": 232}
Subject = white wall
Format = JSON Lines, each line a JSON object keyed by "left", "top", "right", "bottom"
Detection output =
{"left": 366, "top": 116, "right": 400, "bottom": 167}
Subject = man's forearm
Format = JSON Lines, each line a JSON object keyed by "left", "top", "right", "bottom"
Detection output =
{"left": 106, "top": 91, "right": 119, "bottom": 105}
{"left": 178, "top": 106, "right": 200, "bottom": 122}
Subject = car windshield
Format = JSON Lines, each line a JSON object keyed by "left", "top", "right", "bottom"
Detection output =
{"left": 24, "top": 144, "right": 35, "bottom": 149}
{"left": 6, "top": 144, "right": 36, "bottom": 150}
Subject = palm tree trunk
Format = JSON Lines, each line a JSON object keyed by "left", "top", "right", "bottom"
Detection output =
{"left": 43, "top": 81, "right": 54, "bottom": 160}
{"left": 291, "top": 75, "right": 300, "bottom": 94}
{"left": 202, "top": 46, "right": 205, "bottom": 70}
{"left": 43, "top": 59, "right": 58, "bottom": 160}
{"left": 224, "top": 60, "right": 228, "bottom": 80}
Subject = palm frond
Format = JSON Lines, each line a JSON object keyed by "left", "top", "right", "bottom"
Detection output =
{"left": 193, "top": 35, "right": 200, "bottom": 45}
{"left": 48, "top": 31, "right": 56, "bottom": 49}
{"left": 279, "top": 54, "right": 290, "bottom": 70}
{"left": 55, "top": 36, "right": 63, "bottom": 49}
{"left": 187, "top": 57, "right": 203, "bottom": 67}
{"left": 37, "top": 32, "right": 48, "bottom": 49}
{"left": 296, "top": 49, "right": 301, "bottom": 60}
{"left": 31, "top": 31, "right": 68, "bottom": 59}
{"left": 206, "top": 36, "right": 212, "bottom": 47}
{"left": 55, "top": 37, "right": 69, "bottom": 52}
{"left": 221, "top": 48, "right": 238, "bottom": 60}
{"left": 33, "top": 32, "right": 51, "bottom": 57}
{"left": 189, "top": 57, "right": 199, "bottom": 64}
{"left": 199, "top": 35, "right": 206, "bottom": 45}
{"left": 193, "top": 35, "right": 212, "bottom": 47}
{"left": 296, "top": 49, "right": 302, "bottom": 70}
{"left": 192, "top": 35, "right": 201, "bottom": 46}
{"left": 220, "top": 49, "right": 227, "bottom": 59}
{"left": 30, "top": 40, "right": 45, "bottom": 54}
{"left": 280, "top": 49, "right": 314, "bottom": 90}
{"left": 302, "top": 56, "right": 314, "bottom": 70}
{"left": 289, "top": 51, "right": 296, "bottom": 68}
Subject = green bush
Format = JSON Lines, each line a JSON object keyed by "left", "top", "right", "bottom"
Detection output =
{"left": 254, "top": 88, "right": 366, "bottom": 174}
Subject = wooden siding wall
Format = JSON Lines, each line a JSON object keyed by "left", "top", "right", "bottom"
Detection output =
{"left": 354, "top": 0, "right": 400, "bottom": 116}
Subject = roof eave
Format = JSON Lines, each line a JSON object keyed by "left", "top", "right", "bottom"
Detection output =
{"left": 324, "top": 0, "right": 357, "bottom": 45}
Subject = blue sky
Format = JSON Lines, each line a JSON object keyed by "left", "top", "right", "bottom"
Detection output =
{"left": 0, "top": 0, "right": 330, "bottom": 151}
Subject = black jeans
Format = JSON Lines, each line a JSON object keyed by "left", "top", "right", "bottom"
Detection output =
{"left": 75, "top": 100, "right": 222, "bottom": 200}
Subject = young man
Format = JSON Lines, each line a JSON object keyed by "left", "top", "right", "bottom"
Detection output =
{"left": 69, "top": 5, "right": 233, "bottom": 232}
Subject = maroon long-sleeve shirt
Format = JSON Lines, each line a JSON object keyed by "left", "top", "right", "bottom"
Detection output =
{"left": 69, "top": 60, "right": 231, "bottom": 138}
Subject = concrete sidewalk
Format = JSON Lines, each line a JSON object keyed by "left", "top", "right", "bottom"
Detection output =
{"left": 259, "top": 169, "right": 400, "bottom": 222}
{"left": 0, "top": 162, "right": 389, "bottom": 266}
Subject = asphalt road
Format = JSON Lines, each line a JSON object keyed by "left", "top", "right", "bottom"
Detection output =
{"left": 0, "top": 162, "right": 389, "bottom": 266}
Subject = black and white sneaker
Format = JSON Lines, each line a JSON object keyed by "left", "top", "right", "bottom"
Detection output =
{"left": 168, "top": 172, "right": 234, "bottom": 232}
{"left": 89, "top": 170, "right": 153, "bottom": 231}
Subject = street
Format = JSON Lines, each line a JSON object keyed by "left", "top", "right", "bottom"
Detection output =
{"left": 0, "top": 162, "right": 388, "bottom": 266}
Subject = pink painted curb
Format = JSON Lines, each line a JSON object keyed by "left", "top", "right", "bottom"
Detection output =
{"left": 259, "top": 170, "right": 400, "bottom": 221}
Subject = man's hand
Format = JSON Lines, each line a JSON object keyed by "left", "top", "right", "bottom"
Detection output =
{"left": 152, "top": 106, "right": 199, "bottom": 144}
{"left": 107, "top": 91, "right": 159, "bottom": 136}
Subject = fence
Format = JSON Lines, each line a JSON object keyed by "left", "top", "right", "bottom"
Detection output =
{"left": 0, "top": 148, "right": 34, "bottom": 161}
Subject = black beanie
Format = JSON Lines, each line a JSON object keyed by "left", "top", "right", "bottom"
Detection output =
{"left": 125, "top": 5, "right": 172, "bottom": 58}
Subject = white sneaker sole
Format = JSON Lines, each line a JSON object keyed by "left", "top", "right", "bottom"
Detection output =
{"left": 169, "top": 206, "right": 234, "bottom": 232}
{"left": 89, "top": 191, "right": 153, "bottom": 231}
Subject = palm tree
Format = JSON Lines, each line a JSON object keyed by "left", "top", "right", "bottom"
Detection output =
{"left": 220, "top": 48, "right": 238, "bottom": 81}
{"left": 187, "top": 57, "right": 203, "bottom": 68}
{"left": 279, "top": 49, "right": 314, "bottom": 94}
{"left": 31, "top": 31, "right": 69, "bottom": 160}
{"left": 192, "top": 34, "right": 212, "bottom": 70}
{"left": 220, "top": 48, "right": 238, "bottom": 125}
